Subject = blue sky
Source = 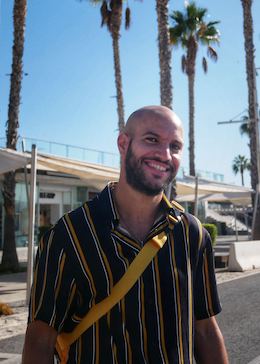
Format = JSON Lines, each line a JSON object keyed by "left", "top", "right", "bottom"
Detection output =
{"left": 0, "top": 0, "right": 260, "bottom": 186}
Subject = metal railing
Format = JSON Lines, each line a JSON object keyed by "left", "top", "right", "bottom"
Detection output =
{"left": 0, "top": 136, "right": 120, "bottom": 168}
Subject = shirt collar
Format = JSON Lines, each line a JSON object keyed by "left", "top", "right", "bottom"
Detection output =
{"left": 98, "top": 182, "right": 185, "bottom": 227}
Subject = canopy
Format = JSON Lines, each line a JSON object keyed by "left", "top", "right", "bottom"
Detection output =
{"left": 0, "top": 148, "right": 252, "bottom": 205}
{"left": 0, "top": 148, "right": 119, "bottom": 190}
{"left": 176, "top": 176, "right": 252, "bottom": 206}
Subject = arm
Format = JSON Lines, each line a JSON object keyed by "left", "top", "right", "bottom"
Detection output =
{"left": 194, "top": 316, "right": 229, "bottom": 364}
{"left": 22, "top": 320, "right": 58, "bottom": 364}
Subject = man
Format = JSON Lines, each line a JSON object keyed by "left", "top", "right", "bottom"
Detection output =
{"left": 22, "top": 106, "right": 228, "bottom": 363}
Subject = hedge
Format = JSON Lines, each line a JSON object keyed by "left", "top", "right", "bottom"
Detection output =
{"left": 202, "top": 223, "right": 218, "bottom": 247}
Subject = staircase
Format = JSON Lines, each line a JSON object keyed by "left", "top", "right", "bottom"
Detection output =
{"left": 207, "top": 208, "right": 249, "bottom": 232}
{"left": 214, "top": 240, "right": 232, "bottom": 269}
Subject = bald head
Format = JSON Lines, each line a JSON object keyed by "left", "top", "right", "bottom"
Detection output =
{"left": 117, "top": 105, "right": 184, "bottom": 196}
{"left": 124, "top": 105, "right": 183, "bottom": 137}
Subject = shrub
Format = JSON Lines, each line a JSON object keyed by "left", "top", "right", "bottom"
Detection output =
{"left": 202, "top": 223, "right": 218, "bottom": 247}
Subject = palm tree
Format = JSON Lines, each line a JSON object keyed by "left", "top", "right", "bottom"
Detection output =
{"left": 169, "top": 2, "right": 220, "bottom": 176}
{"left": 87, "top": 0, "right": 132, "bottom": 132}
{"left": 241, "top": 0, "right": 260, "bottom": 239}
{"left": 1, "top": 0, "right": 27, "bottom": 272}
{"left": 232, "top": 155, "right": 251, "bottom": 186}
{"left": 156, "top": 0, "right": 173, "bottom": 109}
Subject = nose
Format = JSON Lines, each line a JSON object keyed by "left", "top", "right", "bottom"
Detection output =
{"left": 154, "top": 144, "right": 171, "bottom": 161}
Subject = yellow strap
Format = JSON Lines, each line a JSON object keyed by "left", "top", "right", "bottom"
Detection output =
{"left": 56, "top": 231, "right": 167, "bottom": 361}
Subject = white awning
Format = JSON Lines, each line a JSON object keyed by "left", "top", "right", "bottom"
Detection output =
{"left": 0, "top": 148, "right": 31, "bottom": 173}
{"left": 0, "top": 148, "right": 119, "bottom": 190}
{"left": 0, "top": 148, "right": 252, "bottom": 204}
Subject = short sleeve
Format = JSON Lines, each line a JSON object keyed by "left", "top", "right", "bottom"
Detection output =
{"left": 28, "top": 224, "right": 77, "bottom": 332}
{"left": 194, "top": 229, "right": 222, "bottom": 320}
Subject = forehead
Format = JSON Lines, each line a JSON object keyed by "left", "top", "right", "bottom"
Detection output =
{"left": 131, "top": 113, "right": 183, "bottom": 141}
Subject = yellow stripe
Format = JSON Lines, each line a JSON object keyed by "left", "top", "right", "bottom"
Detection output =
{"left": 162, "top": 193, "right": 185, "bottom": 212}
{"left": 204, "top": 253, "right": 214, "bottom": 315}
{"left": 116, "top": 245, "right": 132, "bottom": 363}
{"left": 77, "top": 336, "right": 82, "bottom": 364}
{"left": 95, "top": 321, "right": 99, "bottom": 364}
{"left": 107, "top": 310, "right": 111, "bottom": 331}
{"left": 140, "top": 277, "right": 148, "bottom": 362}
{"left": 31, "top": 259, "right": 39, "bottom": 320}
{"left": 146, "top": 221, "right": 169, "bottom": 241}
{"left": 55, "top": 253, "right": 66, "bottom": 300}
{"left": 154, "top": 256, "right": 168, "bottom": 362}
{"left": 84, "top": 204, "right": 114, "bottom": 287}
{"left": 34, "top": 231, "right": 54, "bottom": 317}
{"left": 182, "top": 217, "right": 193, "bottom": 363}
{"left": 194, "top": 216, "right": 203, "bottom": 249}
{"left": 65, "top": 214, "right": 96, "bottom": 303}
{"left": 31, "top": 236, "right": 46, "bottom": 318}
{"left": 113, "top": 230, "right": 140, "bottom": 250}
{"left": 170, "top": 233, "right": 184, "bottom": 364}
{"left": 125, "top": 329, "right": 132, "bottom": 364}
{"left": 112, "top": 342, "right": 118, "bottom": 364}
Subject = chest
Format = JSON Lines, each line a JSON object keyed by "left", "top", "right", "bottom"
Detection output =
{"left": 73, "top": 224, "right": 198, "bottom": 309}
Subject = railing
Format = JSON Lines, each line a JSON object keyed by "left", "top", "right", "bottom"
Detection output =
{"left": 0, "top": 137, "right": 225, "bottom": 182}
{"left": 0, "top": 136, "right": 120, "bottom": 168}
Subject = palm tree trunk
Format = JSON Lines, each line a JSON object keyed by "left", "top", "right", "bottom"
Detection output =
{"left": 186, "top": 39, "right": 197, "bottom": 177}
{"left": 188, "top": 72, "right": 195, "bottom": 177}
{"left": 241, "top": 0, "right": 260, "bottom": 239}
{"left": 241, "top": 171, "right": 245, "bottom": 186}
{"left": 1, "top": 0, "right": 27, "bottom": 272}
{"left": 112, "top": 33, "right": 125, "bottom": 132}
{"left": 110, "top": 0, "right": 125, "bottom": 132}
{"left": 156, "top": 0, "right": 173, "bottom": 109}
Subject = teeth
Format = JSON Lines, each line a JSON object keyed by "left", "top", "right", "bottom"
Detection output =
{"left": 149, "top": 163, "right": 166, "bottom": 171}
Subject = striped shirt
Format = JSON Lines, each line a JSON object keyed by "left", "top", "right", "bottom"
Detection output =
{"left": 29, "top": 183, "right": 221, "bottom": 363}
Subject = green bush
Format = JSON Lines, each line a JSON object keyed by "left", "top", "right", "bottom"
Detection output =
{"left": 202, "top": 223, "right": 218, "bottom": 247}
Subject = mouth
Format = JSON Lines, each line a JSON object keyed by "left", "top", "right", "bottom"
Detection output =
{"left": 144, "top": 160, "right": 171, "bottom": 174}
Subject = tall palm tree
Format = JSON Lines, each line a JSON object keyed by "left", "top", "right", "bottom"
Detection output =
{"left": 169, "top": 2, "right": 220, "bottom": 176}
{"left": 240, "top": 0, "right": 260, "bottom": 239}
{"left": 1, "top": 0, "right": 27, "bottom": 272}
{"left": 156, "top": 0, "right": 172, "bottom": 109}
{"left": 232, "top": 155, "right": 251, "bottom": 186}
{"left": 87, "top": 0, "right": 132, "bottom": 132}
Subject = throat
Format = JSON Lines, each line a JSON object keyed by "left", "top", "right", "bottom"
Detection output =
{"left": 118, "top": 220, "right": 148, "bottom": 244}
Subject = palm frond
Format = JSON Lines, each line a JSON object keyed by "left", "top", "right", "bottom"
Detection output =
{"left": 207, "top": 46, "right": 218, "bottom": 61}
{"left": 100, "top": 1, "right": 110, "bottom": 27}
{"left": 240, "top": 121, "right": 250, "bottom": 136}
{"left": 202, "top": 57, "right": 208, "bottom": 73}
{"left": 125, "top": 6, "right": 131, "bottom": 29}
{"left": 170, "top": 11, "right": 185, "bottom": 24}
{"left": 181, "top": 55, "right": 187, "bottom": 73}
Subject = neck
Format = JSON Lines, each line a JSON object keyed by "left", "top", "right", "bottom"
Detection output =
{"left": 113, "top": 180, "right": 163, "bottom": 241}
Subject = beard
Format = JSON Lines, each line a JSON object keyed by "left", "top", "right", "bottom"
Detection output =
{"left": 125, "top": 142, "right": 175, "bottom": 196}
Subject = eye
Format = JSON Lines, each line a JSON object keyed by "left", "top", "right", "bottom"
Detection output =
{"left": 170, "top": 143, "right": 182, "bottom": 152}
{"left": 145, "top": 137, "right": 158, "bottom": 143}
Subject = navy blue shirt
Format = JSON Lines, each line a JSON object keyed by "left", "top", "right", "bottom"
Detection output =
{"left": 29, "top": 183, "right": 221, "bottom": 363}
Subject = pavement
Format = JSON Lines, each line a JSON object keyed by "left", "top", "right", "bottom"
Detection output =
{"left": 0, "top": 246, "right": 260, "bottom": 363}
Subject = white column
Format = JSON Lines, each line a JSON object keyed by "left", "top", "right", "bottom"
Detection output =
{"left": 26, "top": 144, "right": 37, "bottom": 305}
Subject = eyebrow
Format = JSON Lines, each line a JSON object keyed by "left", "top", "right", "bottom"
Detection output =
{"left": 143, "top": 131, "right": 184, "bottom": 145}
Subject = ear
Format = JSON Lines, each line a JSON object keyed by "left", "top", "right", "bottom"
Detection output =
{"left": 117, "top": 132, "right": 130, "bottom": 156}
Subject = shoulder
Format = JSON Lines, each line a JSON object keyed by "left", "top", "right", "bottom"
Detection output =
{"left": 179, "top": 212, "right": 211, "bottom": 248}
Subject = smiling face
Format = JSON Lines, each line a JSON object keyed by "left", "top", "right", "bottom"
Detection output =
{"left": 118, "top": 106, "right": 184, "bottom": 196}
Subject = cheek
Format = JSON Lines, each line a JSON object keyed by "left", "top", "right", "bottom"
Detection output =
{"left": 172, "top": 154, "right": 181, "bottom": 170}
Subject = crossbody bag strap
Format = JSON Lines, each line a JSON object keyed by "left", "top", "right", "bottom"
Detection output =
{"left": 55, "top": 231, "right": 168, "bottom": 363}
